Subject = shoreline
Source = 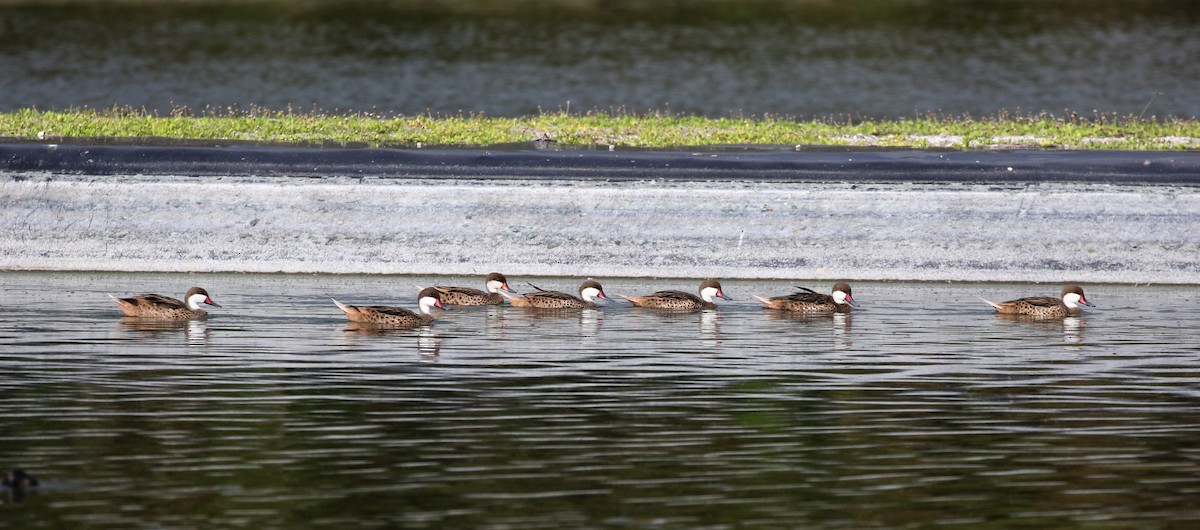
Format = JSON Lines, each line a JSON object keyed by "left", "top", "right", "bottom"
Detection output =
{"left": 4, "top": 142, "right": 1200, "bottom": 184}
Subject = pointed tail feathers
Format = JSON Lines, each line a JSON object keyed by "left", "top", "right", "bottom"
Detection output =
{"left": 617, "top": 295, "right": 644, "bottom": 306}
{"left": 331, "top": 298, "right": 355, "bottom": 316}
{"left": 500, "top": 291, "right": 530, "bottom": 307}
{"left": 978, "top": 296, "right": 1003, "bottom": 310}
{"left": 110, "top": 294, "right": 132, "bottom": 316}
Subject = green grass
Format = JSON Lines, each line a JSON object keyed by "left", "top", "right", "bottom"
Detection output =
{"left": 2, "top": 107, "right": 1198, "bottom": 150}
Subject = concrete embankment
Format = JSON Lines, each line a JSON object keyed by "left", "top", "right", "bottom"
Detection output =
{"left": 3, "top": 143, "right": 1199, "bottom": 283}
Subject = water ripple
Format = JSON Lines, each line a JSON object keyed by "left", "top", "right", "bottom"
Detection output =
{"left": 3, "top": 272, "right": 1200, "bottom": 528}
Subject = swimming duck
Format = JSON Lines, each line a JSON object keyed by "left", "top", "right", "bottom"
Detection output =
{"left": 754, "top": 282, "right": 860, "bottom": 313}
{"left": 620, "top": 279, "right": 732, "bottom": 310}
{"left": 433, "top": 272, "right": 516, "bottom": 306}
{"left": 2, "top": 468, "right": 38, "bottom": 490}
{"left": 110, "top": 287, "right": 221, "bottom": 320}
{"left": 981, "top": 285, "right": 1095, "bottom": 318}
{"left": 332, "top": 287, "right": 444, "bottom": 328}
{"left": 502, "top": 280, "right": 608, "bottom": 309}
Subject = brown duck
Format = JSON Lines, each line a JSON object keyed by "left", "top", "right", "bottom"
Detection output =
{"left": 981, "top": 285, "right": 1095, "bottom": 318}
{"left": 110, "top": 287, "right": 221, "bottom": 320}
{"left": 433, "top": 272, "right": 516, "bottom": 306}
{"left": 332, "top": 287, "right": 445, "bottom": 328}
{"left": 754, "top": 282, "right": 860, "bottom": 313}
{"left": 502, "top": 280, "right": 608, "bottom": 309}
{"left": 620, "top": 279, "right": 732, "bottom": 310}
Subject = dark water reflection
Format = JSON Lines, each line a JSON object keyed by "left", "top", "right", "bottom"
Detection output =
{"left": 2, "top": 271, "right": 1200, "bottom": 528}
{"left": 2, "top": 1, "right": 1199, "bottom": 118}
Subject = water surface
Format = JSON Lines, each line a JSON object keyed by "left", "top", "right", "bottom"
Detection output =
{"left": 3, "top": 271, "right": 1199, "bottom": 528}
{"left": 2, "top": 0, "right": 1199, "bottom": 117}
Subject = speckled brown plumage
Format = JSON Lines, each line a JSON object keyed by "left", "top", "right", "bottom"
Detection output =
{"left": 982, "top": 285, "right": 1094, "bottom": 318}
{"left": 504, "top": 280, "right": 607, "bottom": 309}
{"left": 755, "top": 282, "right": 858, "bottom": 313}
{"left": 434, "top": 272, "right": 514, "bottom": 306}
{"left": 333, "top": 287, "right": 444, "bottom": 328}
{"left": 110, "top": 287, "right": 220, "bottom": 320}
{"left": 621, "top": 279, "right": 730, "bottom": 311}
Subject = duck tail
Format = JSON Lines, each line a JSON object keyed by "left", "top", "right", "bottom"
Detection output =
{"left": 500, "top": 291, "right": 530, "bottom": 307}
{"left": 752, "top": 295, "right": 775, "bottom": 308}
{"left": 331, "top": 298, "right": 355, "bottom": 316}
{"left": 617, "top": 295, "right": 644, "bottom": 306}
{"left": 109, "top": 294, "right": 136, "bottom": 315}
{"left": 978, "top": 296, "right": 1003, "bottom": 310}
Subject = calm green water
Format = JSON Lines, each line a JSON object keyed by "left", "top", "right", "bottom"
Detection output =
{"left": 2, "top": 0, "right": 1199, "bottom": 117}
{"left": 2, "top": 271, "right": 1199, "bottom": 528}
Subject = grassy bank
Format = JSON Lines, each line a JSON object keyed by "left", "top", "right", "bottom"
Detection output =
{"left": 2, "top": 108, "right": 1199, "bottom": 150}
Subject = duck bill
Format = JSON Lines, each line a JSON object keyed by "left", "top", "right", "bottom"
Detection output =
{"left": 717, "top": 290, "right": 733, "bottom": 301}
{"left": 501, "top": 283, "right": 517, "bottom": 294}
{"left": 1080, "top": 297, "right": 1095, "bottom": 307}
{"left": 845, "top": 296, "right": 861, "bottom": 308}
{"left": 206, "top": 299, "right": 222, "bottom": 308}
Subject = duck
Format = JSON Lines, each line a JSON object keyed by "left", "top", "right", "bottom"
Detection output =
{"left": 433, "top": 272, "right": 516, "bottom": 306}
{"left": 332, "top": 287, "right": 444, "bottom": 328}
{"left": 620, "top": 279, "right": 732, "bottom": 310}
{"left": 754, "top": 282, "right": 860, "bottom": 313}
{"left": 110, "top": 287, "right": 221, "bottom": 320}
{"left": 981, "top": 284, "right": 1095, "bottom": 318}
{"left": 502, "top": 280, "right": 608, "bottom": 309}
{"left": 2, "top": 468, "right": 38, "bottom": 490}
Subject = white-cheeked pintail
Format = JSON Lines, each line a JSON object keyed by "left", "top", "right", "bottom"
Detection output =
{"left": 110, "top": 287, "right": 221, "bottom": 320}
{"left": 502, "top": 280, "right": 608, "bottom": 309}
{"left": 620, "top": 279, "right": 732, "bottom": 310}
{"left": 332, "top": 287, "right": 444, "bottom": 328}
{"left": 433, "top": 272, "right": 516, "bottom": 306}
{"left": 981, "top": 284, "right": 1095, "bottom": 318}
{"left": 754, "top": 282, "right": 860, "bottom": 313}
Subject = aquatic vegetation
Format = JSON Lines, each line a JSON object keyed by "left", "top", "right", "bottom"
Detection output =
{"left": 1, "top": 106, "right": 1197, "bottom": 150}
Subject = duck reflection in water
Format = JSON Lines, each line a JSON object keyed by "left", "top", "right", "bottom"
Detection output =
{"left": 995, "top": 313, "right": 1085, "bottom": 344}
{"left": 764, "top": 310, "right": 854, "bottom": 348}
{"left": 578, "top": 308, "right": 602, "bottom": 342}
{"left": 631, "top": 308, "right": 722, "bottom": 346}
{"left": 341, "top": 322, "right": 443, "bottom": 357}
{"left": 504, "top": 304, "right": 605, "bottom": 343}
{"left": 118, "top": 317, "right": 211, "bottom": 345}
{"left": 700, "top": 309, "right": 722, "bottom": 347}
{"left": 483, "top": 306, "right": 507, "bottom": 339}
{"left": 833, "top": 313, "right": 852, "bottom": 349}
{"left": 417, "top": 328, "right": 442, "bottom": 357}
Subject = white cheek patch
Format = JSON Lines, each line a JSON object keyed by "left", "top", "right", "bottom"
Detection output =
{"left": 581, "top": 287, "right": 601, "bottom": 301}
{"left": 486, "top": 280, "right": 503, "bottom": 293}
{"left": 700, "top": 287, "right": 719, "bottom": 302}
{"left": 419, "top": 296, "right": 441, "bottom": 314}
{"left": 832, "top": 291, "right": 848, "bottom": 305}
{"left": 186, "top": 293, "right": 207, "bottom": 310}
{"left": 1062, "top": 292, "right": 1082, "bottom": 308}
